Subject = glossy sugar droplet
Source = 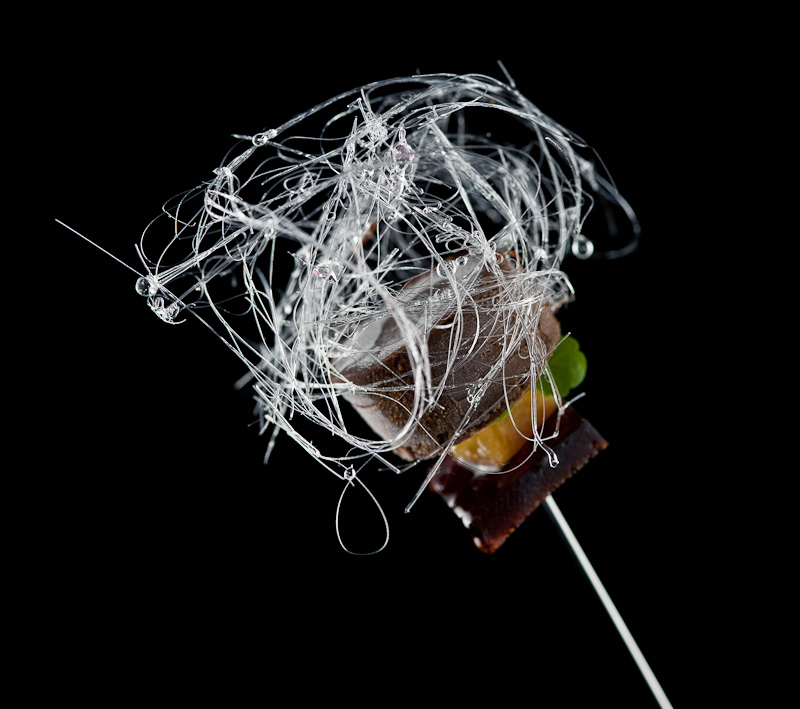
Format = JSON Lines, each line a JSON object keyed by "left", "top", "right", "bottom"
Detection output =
{"left": 571, "top": 234, "right": 595, "bottom": 259}
{"left": 135, "top": 276, "right": 155, "bottom": 297}
{"left": 313, "top": 261, "right": 341, "bottom": 283}
{"left": 252, "top": 129, "right": 277, "bottom": 146}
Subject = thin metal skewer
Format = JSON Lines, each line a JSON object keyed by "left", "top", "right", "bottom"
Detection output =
{"left": 544, "top": 495, "right": 674, "bottom": 709}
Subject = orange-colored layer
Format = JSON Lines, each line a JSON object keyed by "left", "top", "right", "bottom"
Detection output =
{"left": 451, "top": 389, "right": 557, "bottom": 469}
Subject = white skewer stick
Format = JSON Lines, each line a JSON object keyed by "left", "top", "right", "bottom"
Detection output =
{"left": 544, "top": 495, "right": 674, "bottom": 709}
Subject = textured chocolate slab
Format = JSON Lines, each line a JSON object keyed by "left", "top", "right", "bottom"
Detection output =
{"left": 429, "top": 407, "right": 608, "bottom": 553}
{"left": 333, "top": 254, "right": 562, "bottom": 462}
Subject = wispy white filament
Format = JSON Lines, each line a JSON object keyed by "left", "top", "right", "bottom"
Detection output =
{"left": 123, "top": 72, "right": 637, "bottom": 537}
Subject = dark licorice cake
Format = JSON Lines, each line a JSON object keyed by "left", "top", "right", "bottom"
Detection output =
{"left": 331, "top": 253, "right": 561, "bottom": 461}
{"left": 429, "top": 407, "right": 608, "bottom": 553}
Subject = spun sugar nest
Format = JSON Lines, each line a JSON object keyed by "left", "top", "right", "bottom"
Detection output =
{"left": 128, "top": 72, "right": 638, "bottom": 543}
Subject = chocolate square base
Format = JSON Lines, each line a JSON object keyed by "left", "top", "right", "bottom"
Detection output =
{"left": 429, "top": 407, "right": 608, "bottom": 553}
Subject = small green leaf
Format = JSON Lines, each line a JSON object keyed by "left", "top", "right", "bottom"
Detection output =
{"left": 540, "top": 336, "right": 587, "bottom": 398}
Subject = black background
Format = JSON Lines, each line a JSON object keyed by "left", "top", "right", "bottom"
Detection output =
{"left": 28, "top": 10, "right": 745, "bottom": 706}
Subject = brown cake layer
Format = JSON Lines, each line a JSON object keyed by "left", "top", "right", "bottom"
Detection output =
{"left": 333, "top": 254, "right": 561, "bottom": 461}
{"left": 429, "top": 407, "right": 608, "bottom": 553}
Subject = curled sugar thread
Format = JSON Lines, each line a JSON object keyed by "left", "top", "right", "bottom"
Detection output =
{"left": 129, "top": 72, "right": 636, "bottom": 545}
{"left": 335, "top": 466, "right": 391, "bottom": 556}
